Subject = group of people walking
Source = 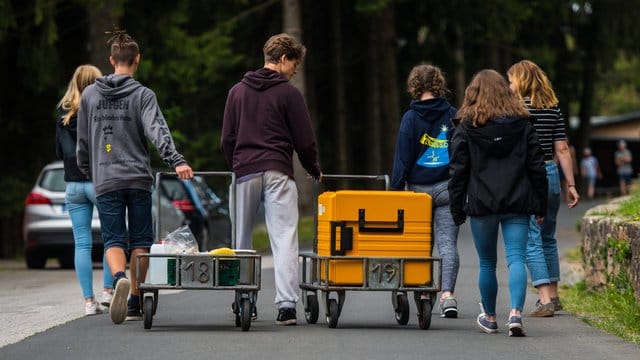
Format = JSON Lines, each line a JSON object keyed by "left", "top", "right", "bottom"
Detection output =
{"left": 56, "top": 29, "right": 579, "bottom": 337}
{"left": 56, "top": 31, "right": 320, "bottom": 326}
{"left": 391, "top": 60, "right": 580, "bottom": 337}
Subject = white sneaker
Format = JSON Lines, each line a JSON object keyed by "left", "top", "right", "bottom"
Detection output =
{"left": 100, "top": 290, "right": 113, "bottom": 307}
{"left": 85, "top": 300, "right": 105, "bottom": 316}
{"left": 110, "top": 277, "right": 130, "bottom": 324}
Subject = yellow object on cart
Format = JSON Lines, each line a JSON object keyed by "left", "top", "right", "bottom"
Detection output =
{"left": 316, "top": 190, "right": 433, "bottom": 286}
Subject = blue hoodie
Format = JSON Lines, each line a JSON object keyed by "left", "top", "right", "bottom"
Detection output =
{"left": 391, "top": 97, "right": 457, "bottom": 189}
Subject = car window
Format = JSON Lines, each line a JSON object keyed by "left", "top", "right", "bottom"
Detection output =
{"left": 192, "top": 181, "right": 209, "bottom": 202}
{"left": 193, "top": 177, "right": 223, "bottom": 205}
{"left": 160, "top": 177, "right": 189, "bottom": 200}
{"left": 40, "top": 168, "right": 66, "bottom": 192}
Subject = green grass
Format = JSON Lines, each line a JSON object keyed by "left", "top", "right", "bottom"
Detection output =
{"left": 564, "top": 246, "right": 583, "bottom": 262}
{"left": 618, "top": 192, "right": 640, "bottom": 220}
{"left": 560, "top": 280, "right": 640, "bottom": 345}
{"left": 560, "top": 187, "right": 640, "bottom": 345}
{"left": 251, "top": 216, "right": 315, "bottom": 252}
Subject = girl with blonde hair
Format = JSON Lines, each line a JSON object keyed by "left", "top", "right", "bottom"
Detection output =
{"left": 508, "top": 60, "right": 580, "bottom": 317}
{"left": 449, "top": 69, "right": 548, "bottom": 336}
{"left": 56, "top": 64, "right": 113, "bottom": 315}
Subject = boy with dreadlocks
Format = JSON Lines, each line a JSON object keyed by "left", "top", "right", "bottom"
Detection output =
{"left": 77, "top": 29, "right": 193, "bottom": 324}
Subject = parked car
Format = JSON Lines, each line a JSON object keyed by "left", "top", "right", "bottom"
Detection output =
{"left": 157, "top": 175, "right": 232, "bottom": 251}
{"left": 23, "top": 161, "right": 186, "bottom": 269}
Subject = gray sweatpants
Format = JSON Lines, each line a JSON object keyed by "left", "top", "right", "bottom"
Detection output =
{"left": 233, "top": 170, "right": 299, "bottom": 309}
{"left": 409, "top": 180, "right": 460, "bottom": 294}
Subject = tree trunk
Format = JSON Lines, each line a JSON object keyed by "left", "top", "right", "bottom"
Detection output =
{"left": 576, "top": 11, "right": 600, "bottom": 162}
{"left": 86, "top": 0, "right": 124, "bottom": 75}
{"left": 487, "top": 41, "right": 500, "bottom": 70}
{"left": 330, "top": 0, "right": 349, "bottom": 176}
{"left": 283, "top": 0, "right": 315, "bottom": 215}
{"left": 0, "top": 215, "right": 22, "bottom": 258}
{"left": 453, "top": 24, "right": 465, "bottom": 107}
{"left": 366, "top": 17, "right": 383, "bottom": 175}
{"left": 377, "top": 6, "right": 400, "bottom": 173}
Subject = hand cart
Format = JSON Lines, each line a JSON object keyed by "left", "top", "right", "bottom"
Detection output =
{"left": 299, "top": 174, "right": 442, "bottom": 329}
{"left": 137, "top": 171, "right": 261, "bottom": 331}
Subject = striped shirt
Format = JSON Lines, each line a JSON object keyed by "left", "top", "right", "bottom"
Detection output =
{"left": 524, "top": 98, "right": 567, "bottom": 161}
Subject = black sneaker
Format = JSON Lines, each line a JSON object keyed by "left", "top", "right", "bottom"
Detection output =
{"left": 126, "top": 296, "right": 142, "bottom": 321}
{"left": 506, "top": 315, "right": 526, "bottom": 337}
{"left": 276, "top": 307, "right": 296, "bottom": 325}
{"left": 109, "top": 277, "right": 130, "bottom": 324}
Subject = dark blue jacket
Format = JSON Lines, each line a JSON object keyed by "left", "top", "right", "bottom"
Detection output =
{"left": 391, "top": 97, "right": 457, "bottom": 189}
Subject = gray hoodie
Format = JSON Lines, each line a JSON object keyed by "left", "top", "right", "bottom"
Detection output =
{"left": 77, "top": 74, "right": 186, "bottom": 196}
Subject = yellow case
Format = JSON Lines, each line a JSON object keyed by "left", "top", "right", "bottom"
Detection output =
{"left": 316, "top": 190, "right": 432, "bottom": 285}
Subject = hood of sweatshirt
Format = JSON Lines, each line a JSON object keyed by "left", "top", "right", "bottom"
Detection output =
{"left": 95, "top": 74, "right": 143, "bottom": 100}
{"left": 409, "top": 97, "right": 454, "bottom": 123}
{"left": 464, "top": 116, "right": 529, "bottom": 158}
{"left": 241, "top": 67, "right": 288, "bottom": 91}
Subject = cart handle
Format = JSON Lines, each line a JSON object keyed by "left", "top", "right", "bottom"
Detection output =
{"left": 157, "top": 171, "right": 234, "bottom": 177}
{"left": 311, "top": 173, "right": 390, "bottom": 253}
{"left": 154, "top": 171, "right": 237, "bottom": 247}
{"left": 320, "top": 174, "right": 390, "bottom": 189}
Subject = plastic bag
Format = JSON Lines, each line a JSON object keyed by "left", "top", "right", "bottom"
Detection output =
{"left": 162, "top": 225, "right": 198, "bottom": 254}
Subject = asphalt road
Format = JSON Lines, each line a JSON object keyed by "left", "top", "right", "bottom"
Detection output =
{"left": 1, "top": 198, "right": 639, "bottom": 360}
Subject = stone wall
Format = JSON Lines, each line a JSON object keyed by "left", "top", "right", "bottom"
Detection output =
{"left": 581, "top": 197, "right": 640, "bottom": 304}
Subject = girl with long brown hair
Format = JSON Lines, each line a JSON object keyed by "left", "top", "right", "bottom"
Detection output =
{"left": 449, "top": 69, "right": 548, "bottom": 337}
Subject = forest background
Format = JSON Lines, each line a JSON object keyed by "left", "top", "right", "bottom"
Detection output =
{"left": 1, "top": 0, "right": 639, "bottom": 258}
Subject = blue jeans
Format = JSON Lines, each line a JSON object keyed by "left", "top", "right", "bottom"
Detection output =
{"left": 526, "top": 161, "right": 561, "bottom": 283}
{"left": 66, "top": 182, "right": 113, "bottom": 299}
{"left": 409, "top": 181, "right": 460, "bottom": 294}
{"left": 470, "top": 214, "right": 529, "bottom": 316}
{"left": 96, "top": 189, "right": 153, "bottom": 251}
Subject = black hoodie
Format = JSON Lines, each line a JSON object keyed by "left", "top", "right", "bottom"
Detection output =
{"left": 221, "top": 68, "right": 321, "bottom": 180}
{"left": 448, "top": 116, "right": 548, "bottom": 225}
{"left": 56, "top": 108, "right": 89, "bottom": 182}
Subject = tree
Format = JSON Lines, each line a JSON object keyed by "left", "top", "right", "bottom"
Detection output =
{"left": 283, "top": 0, "right": 316, "bottom": 214}
{"left": 86, "top": 0, "right": 124, "bottom": 74}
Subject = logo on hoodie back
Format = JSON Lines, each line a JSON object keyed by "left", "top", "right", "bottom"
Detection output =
{"left": 416, "top": 124, "right": 450, "bottom": 168}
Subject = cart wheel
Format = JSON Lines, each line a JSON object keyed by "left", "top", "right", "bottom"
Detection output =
{"left": 418, "top": 299, "right": 432, "bottom": 330}
{"left": 394, "top": 292, "right": 410, "bottom": 325}
{"left": 326, "top": 299, "right": 340, "bottom": 328}
{"left": 143, "top": 296, "right": 154, "bottom": 330}
{"left": 153, "top": 290, "right": 160, "bottom": 315}
{"left": 305, "top": 293, "right": 319, "bottom": 324}
{"left": 240, "top": 298, "right": 251, "bottom": 331}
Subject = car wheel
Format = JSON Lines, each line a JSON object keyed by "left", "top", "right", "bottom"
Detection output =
{"left": 58, "top": 254, "right": 74, "bottom": 269}
{"left": 25, "top": 249, "right": 46, "bottom": 269}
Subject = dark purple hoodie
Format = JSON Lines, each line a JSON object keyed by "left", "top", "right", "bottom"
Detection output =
{"left": 221, "top": 67, "right": 321, "bottom": 180}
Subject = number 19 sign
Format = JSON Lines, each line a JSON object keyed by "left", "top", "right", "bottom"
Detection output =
{"left": 368, "top": 259, "right": 400, "bottom": 289}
